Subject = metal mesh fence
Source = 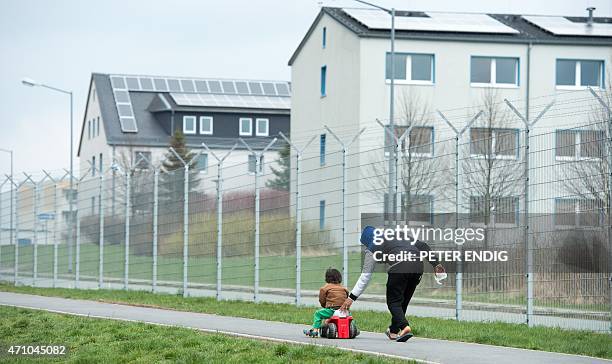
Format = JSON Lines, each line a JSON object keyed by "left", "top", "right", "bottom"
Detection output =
{"left": 0, "top": 89, "right": 610, "bottom": 332}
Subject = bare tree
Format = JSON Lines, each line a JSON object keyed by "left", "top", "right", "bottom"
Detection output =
{"left": 367, "top": 89, "right": 442, "bottom": 223}
{"left": 560, "top": 82, "right": 611, "bottom": 225}
{"left": 462, "top": 88, "right": 524, "bottom": 247}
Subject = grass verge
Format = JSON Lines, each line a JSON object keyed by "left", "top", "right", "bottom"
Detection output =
{"left": 0, "top": 306, "right": 409, "bottom": 363}
{"left": 1, "top": 283, "right": 611, "bottom": 359}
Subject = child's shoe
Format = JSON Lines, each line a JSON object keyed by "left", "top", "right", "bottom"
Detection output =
{"left": 303, "top": 328, "right": 319, "bottom": 337}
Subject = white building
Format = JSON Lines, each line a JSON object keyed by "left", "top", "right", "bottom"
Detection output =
{"left": 289, "top": 7, "right": 612, "bottom": 240}
{"left": 77, "top": 73, "right": 291, "bottom": 216}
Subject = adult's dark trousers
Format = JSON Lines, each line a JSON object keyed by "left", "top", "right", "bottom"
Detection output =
{"left": 386, "top": 271, "right": 422, "bottom": 333}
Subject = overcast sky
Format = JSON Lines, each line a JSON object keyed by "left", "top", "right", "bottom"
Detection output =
{"left": 0, "top": 0, "right": 609, "bottom": 178}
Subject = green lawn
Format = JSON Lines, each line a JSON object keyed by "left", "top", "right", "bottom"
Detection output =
{"left": 1, "top": 284, "right": 610, "bottom": 360}
{"left": 0, "top": 306, "right": 408, "bottom": 363}
{"left": 0, "top": 244, "right": 607, "bottom": 312}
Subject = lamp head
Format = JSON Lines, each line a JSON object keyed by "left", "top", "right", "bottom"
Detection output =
{"left": 21, "top": 78, "right": 38, "bottom": 87}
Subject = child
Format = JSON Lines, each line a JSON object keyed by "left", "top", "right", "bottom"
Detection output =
{"left": 303, "top": 267, "right": 349, "bottom": 337}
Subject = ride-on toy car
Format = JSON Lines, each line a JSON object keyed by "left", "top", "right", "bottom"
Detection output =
{"left": 320, "top": 310, "right": 359, "bottom": 339}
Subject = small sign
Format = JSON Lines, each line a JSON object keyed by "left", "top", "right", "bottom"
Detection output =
{"left": 38, "top": 213, "right": 55, "bottom": 221}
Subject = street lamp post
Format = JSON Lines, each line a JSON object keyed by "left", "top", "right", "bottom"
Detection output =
{"left": 21, "top": 78, "right": 74, "bottom": 273}
{"left": 353, "top": 1, "right": 396, "bottom": 220}
{"left": 0, "top": 149, "right": 13, "bottom": 253}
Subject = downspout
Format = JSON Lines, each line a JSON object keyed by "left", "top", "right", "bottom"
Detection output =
{"left": 525, "top": 42, "right": 532, "bottom": 121}
{"left": 171, "top": 110, "right": 176, "bottom": 136}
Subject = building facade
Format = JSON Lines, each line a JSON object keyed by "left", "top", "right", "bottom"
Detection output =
{"left": 77, "top": 73, "right": 291, "bottom": 216}
{"left": 289, "top": 7, "right": 612, "bottom": 242}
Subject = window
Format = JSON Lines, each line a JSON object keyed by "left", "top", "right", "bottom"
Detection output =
{"left": 99, "top": 153, "right": 103, "bottom": 174}
{"left": 183, "top": 116, "right": 196, "bottom": 134}
{"left": 384, "top": 126, "right": 434, "bottom": 156}
{"left": 320, "top": 134, "right": 326, "bottom": 166}
{"left": 319, "top": 200, "right": 326, "bottom": 229}
{"left": 555, "top": 198, "right": 602, "bottom": 227}
{"left": 196, "top": 153, "right": 208, "bottom": 173}
{"left": 470, "top": 128, "right": 518, "bottom": 159}
{"left": 248, "top": 154, "right": 263, "bottom": 174}
{"left": 555, "top": 129, "right": 604, "bottom": 160}
{"left": 320, "top": 66, "right": 327, "bottom": 96}
{"left": 134, "top": 151, "right": 151, "bottom": 169}
{"left": 92, "top": 156, "right": 96, "bottom": 177}
{"left": 470, "top": 57, "right": 518, "bottom": 86}
{"left": 386, "top": 53, "right": 434, "bottom": 83}
{"left": 240, "top": 118, "right": 252, "bottom": 136}
{"left": 322, "top": 26, "right": 327, "bottom": 48}
{"left": 256, "top": 118, "right": 269, "bottom": 136}
{"left": 401, "top": 194, "right": 433, "bottom": 224}
{"left": 87, "top": 120, "right": 91, "bottom": 140}
{"left": 200, "top": 116, "right": 213, "bottom": 135}
{"left": 470, "top": 196, "right": 518, "bottom": 225}
{"left": 97, "top": 117, "right": 100, "bottom": 136}
{"left": 556, "top": 59, "right": 603, "bottom": 88}
{"left": 93, "top": 118, "right": 97, "bottom": 137}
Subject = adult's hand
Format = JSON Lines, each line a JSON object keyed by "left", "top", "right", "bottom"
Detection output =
{"left": 340, "top": 297, "right": 353, "bottom": 311}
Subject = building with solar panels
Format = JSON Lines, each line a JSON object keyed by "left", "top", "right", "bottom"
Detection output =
{"left": 76, "top": 73, "right": 290, "bottom": 216}
{"left": 288, "top": 7, "right": 612, "bottom": 242}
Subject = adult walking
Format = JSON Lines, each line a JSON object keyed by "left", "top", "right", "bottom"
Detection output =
{"left": 340, "top": 226, "right": 445, "bottom": 342}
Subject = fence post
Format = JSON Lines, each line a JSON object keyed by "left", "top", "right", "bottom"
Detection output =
{"left": 240, "top": 138, "right": 277, "bottom": 303}
{"left": 0, "top": 179, "right": 5, "bottom": 276}
{"left": 323, "top": 126, "right": 365, "bottom": 287}
{"left": 152, "top": 169, "right": 159, "bottom": 292}
{"left": 505, "top": 99, "right": 554, "bottom": 327}
{"left": 124, "top": 171, "right": 130, "bottom": 290}
{"left": 279, "top": 133, "right": 316, "bottom": 305}
{"left": 182, "top": 165, "right": 189, "bottom": 297}
{"left": 202, "top": 143, "right": 237, "bottom": 300}
{"left": 587, "top": 87, "right": 612, "bottom": 332}
{"left": 376, "top": 120, "right": 411, "bottom": 223}
{"left": 438, "top": 110, "right": 482, "bottom": 320}
{"left": 14, "top": 186, "right": 19, "bottom": 284}
{"left": 43, "top": 170, "right": 62, "bottom": 288}
{"left": 99, "top": 169, "right": 105, "bottom": 289}
{"left": 71, "top": 168, "right": 89, "bottom": 289}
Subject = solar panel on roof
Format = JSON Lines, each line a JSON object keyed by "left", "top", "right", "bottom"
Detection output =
{"left": 119, "top": 117, "right": 138, "bottom": 132}
{"left": 111, "top": 76, "right": 126, "bottom": 89}
{"left": 249, "top": 82, "right": 263, "bottom": 95}
{"left": 140, "top": 77, "right": 154, "bottom": 91}
{"left": 180, "top": 79, "right": 195, "bottom": 92}
{"left": 117, "top": 104, "right": 134, "bottom": 117}
{"left": 169, "top": 93, "right": 290, "bottom": 110}
{"left": 114, "top": 90, "right": 130, "bottom": 103}
{"left": 523, "top": 15, "right": 612, "bottom": 37}
{"left": 236, "top": 81, "right": 249, "bottom": 94}
{"left": 153, "top": 78, "right": 168, "bottom": 91}
{"left": 343, "top": 8, "right": 519, "bottom": 34}
{"left": 275, "top": 83, "right": 290, "bottom": 96}
{"left": 222, "top": 81, "right": 236, "bottom": 94}
{"left": 261, "top": 82, "right": 276, "bottom": 95}
{"left": 167, "top": 79, "right": 181, "bottom": 92}
{"left": 194, "top": 80, "right": 208, "bottom": 93}
{"left": 126, "top": 77, "right": 140, "bottom": 90}
{"left": 209, "top": 81, "right": 222, "bottom": 93}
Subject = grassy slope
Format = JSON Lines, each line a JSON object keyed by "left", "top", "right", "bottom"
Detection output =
{"left": 0, "top": 306, "right": 409, "bottom": 364}
{"left": 0, "top": 283, "right": 610, "bottom": 359}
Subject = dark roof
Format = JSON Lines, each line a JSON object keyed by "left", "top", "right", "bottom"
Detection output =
{"left": 289, "top": 7, "right": 612, "bottom": 65}
{"left": 77, "top": 73, "right": 289, "bottom": 156}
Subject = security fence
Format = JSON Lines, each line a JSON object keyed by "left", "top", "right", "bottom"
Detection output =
{"left": 0, "top": 88, "right": 611, "bottom": 332}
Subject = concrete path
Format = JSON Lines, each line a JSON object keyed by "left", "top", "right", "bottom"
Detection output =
{"left": 2, "top": 273, "right": 609, "bottom": 332}
{"left": 0, "top": 292, "right": 609, "bottom": 364}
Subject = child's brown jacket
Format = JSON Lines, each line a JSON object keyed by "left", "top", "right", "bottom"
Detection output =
{"left": 319, "top": 283, "right": 349, "bottom": 308}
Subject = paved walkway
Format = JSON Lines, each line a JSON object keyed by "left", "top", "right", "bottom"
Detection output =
{"left": 2, "top": 273, "right": 609, "bottom": 332}
{"left": 0, "top": 292, "right": 609, "bottom": 364}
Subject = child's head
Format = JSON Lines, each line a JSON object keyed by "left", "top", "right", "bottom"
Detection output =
{"left": 325, "top": 267, "right": 342, "bottom": 284}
